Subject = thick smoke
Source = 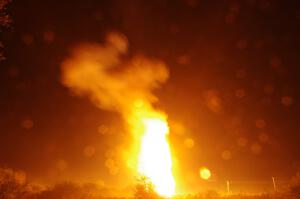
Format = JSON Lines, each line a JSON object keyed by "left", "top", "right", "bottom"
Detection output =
{"left": 61, "top": 32, "right": 169, "bottom": 118}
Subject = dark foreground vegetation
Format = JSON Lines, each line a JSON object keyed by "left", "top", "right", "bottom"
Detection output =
{"left": 1, "top": 168, "right": 300, "bottom": 199}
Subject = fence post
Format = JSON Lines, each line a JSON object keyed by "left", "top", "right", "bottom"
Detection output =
{"left": 227, "top": 180, "right": 230, "bottom": 195}
{"left": 272, "top": 177, "right": 277, "bottom": 192}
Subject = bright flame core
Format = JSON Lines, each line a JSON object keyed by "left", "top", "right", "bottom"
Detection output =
{"left": 137, "top": 117, "right": 175, "bottom": 196}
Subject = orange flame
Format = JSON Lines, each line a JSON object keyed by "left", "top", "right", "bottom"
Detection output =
{"left": 61, "top": 32, "right": 176, "bottom": 196}
{"left": 138, "top": 117, "right": 175, "bottom": 196}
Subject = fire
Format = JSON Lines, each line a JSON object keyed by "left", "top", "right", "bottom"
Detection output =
{"left": 129, "top": 100, "right": 176, "bottom": 196}
{"left": 60, "top": 32, "right": 176, "bottom": 197}
{"left": 138, "top": 117, "right": 175, "bottom": 197}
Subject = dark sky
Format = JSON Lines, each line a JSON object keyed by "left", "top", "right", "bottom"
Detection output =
{"left": 1, "top": 0, "right": 300, "bottom": 193}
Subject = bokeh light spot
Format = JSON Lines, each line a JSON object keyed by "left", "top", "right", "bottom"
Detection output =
{"left": 263, "top": 84, "right": 275, "bottom": 95}
{"left": 8, "top": 66, "right": 20, "bottom": 78}
{"left": 105, "top": 149, "right": 115, "bottom": 158}
{"left": 225, "top": 12, "right": 236, "bottom": 24}
{"left": 177, "top": 55, "right": 190, "bottom": 65}
{"left": 221, "top": 150, "right": 232, "bottom": 160}
{"left": 43, "top": 31, "right": 55, "bottom": 43}
{"left": 236, "top": 39, "right": 248, "bottom": 49}
{"left": 199, "top": 167, "right": 211, "bottom": 180}
{"left": 254, "top": 40, "right": 265, "bottom": 49}
{"left": 281, "top": 96, "right": 293, "bottom": 106}
{"left": 184, "top": 138, "right": 195, "bottom": 148}
{"left": 270, "top": 56, "right": 282, "bottom": 68}
{"left": 105, "top": 158, "right": 115, "bottom": 169}
{"left": 255, "top": 118, "right": 266, "bottom": 129}
{"left": 109, "top": 166, "right": 119, "bottom": 175}
{"left": 204, "top": 90, "right": 223, "bottom": 113}
{"left": 105, "top": 158, "right": 119, "bottom": 175}
{"left": 235, "top": 89, "right": 246, "bottom": 98}
{"left": 185, "top": 0, "right": 199, "bottom": 7}
{"left": 258, "top": 132, "right": 269, "bottom": 143}
{"left": 236, "top": 68, "right": 247, "bottom": 79}
{"left": 229, "top": 3, "right": 240, "bottom": 12}
{"left": 237, "top": 137, "right": 248, "bottom": 147}
{"left": 98, "top": 125, "right": 109, "bottom": 135}
{"left": 22, "top": 34, "right": 34, "bottom": 45}
{"left": 170, "top": 121, "right": 185, "bottom": 135}
{"left": 251, "top": 143, "right": 262, "bottom": 155}
{"left": 83, "top": 145, "right": 96, "bottom": 157}
{"left": 21, "top": 118, "right": 34, "bottom": 130}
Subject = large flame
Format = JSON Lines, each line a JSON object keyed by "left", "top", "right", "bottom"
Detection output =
{"left": 129, "top": 101, "right": 175, "bottom": 196}
{"left": 60, "top": 32, "right": 176, "bottom": 197}
{"left": 138, "top": 117, "right": 175, "bottom": 196}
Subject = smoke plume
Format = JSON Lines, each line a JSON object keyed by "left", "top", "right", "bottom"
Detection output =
{"left": 61, "top": 32, "right": 169, "bottom": 119}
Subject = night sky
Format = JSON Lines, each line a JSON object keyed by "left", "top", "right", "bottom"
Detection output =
{"left": 1, "top": 0, "right": 300, "bottom": 193}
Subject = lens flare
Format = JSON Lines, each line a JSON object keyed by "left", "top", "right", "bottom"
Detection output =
{"left": 199, "top": 167, "right": 211, "bottom": 180}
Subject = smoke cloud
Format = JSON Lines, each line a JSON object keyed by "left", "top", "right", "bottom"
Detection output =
{"left": 61, "top": 32, "right": 169, "bottom": 119}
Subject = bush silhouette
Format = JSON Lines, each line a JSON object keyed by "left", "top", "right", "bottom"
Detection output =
{"left": 289, "top": 171, "right": 300, "bottom": 199}
{"left": 134, "top": 176, "right": 161, "bottom": 199}
{"left": 33, "top": 182, "right": 106, "bottom": 199}
{"left": 0, "top": 168, "right": 29, "bottom": 199}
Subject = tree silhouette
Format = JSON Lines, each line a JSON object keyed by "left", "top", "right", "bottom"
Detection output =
{"left": 289, "top": 171, "right": 300, "bottom": 199}
{"left": 0, "top": 0, "right": 11, "bottom": 61}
